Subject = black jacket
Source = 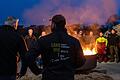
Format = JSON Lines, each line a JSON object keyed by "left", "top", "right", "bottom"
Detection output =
{"left": 27, "top": 29, "right": 86, "bottom": 80}
{"left": 108, "top": 34, "right": 119, "bottom": 46}
{"left": 0, "top": 26, "right": 27, "bottom": 76}
{"left": 25, "top": 35, "right": 36, "bottom": 50}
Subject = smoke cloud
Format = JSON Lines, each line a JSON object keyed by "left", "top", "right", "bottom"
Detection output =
{"left": 23, "top": 0, "right": 119, "bottom": 25}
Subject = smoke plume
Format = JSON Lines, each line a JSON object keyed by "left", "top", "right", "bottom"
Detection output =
{"left": 23, "top": 0, "right": 119, "bottom": 25}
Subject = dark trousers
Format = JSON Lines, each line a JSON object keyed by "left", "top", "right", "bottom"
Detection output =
{"left": 0, "top": 76, "right": 16, "bottom": 80}
{"left": 109, "top": 45, "right": 118, "bottom": 61}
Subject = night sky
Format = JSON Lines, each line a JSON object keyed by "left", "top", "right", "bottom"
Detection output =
{"left": 0, "top": 0, "right": 120, "bottom": 25}
{"left": 0, "top": 0, "right": 40, "bottom": 25}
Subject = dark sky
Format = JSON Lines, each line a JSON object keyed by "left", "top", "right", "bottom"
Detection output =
{"left": 0, "top": 0, "right": 120, "bottom": 25}
{"left": 0, "top": 0, "right": 40, "bottom": 25}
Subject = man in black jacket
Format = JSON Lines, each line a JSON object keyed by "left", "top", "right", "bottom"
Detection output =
{"left": 0, "top": 18, "right": 27, "bottom": 80}
{"left": 25, "top": 28, "right": 36, "bottom": 51}
{"left": 27, "top": 14, "right": 86, "bottom": 80}
{"left": 108, "top": 29, "right": 119, "bottom": 62}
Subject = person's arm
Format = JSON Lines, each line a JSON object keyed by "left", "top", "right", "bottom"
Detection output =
{"left": 74, "top": 40, "right": 86, "bottom": 68}
{"left": 24, "top": 36, "right": 29, "bottom": 51}
{"left": 105, "top": 38, "right": 108, "bottom": 46}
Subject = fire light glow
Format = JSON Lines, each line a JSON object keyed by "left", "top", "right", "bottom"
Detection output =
{"left": 24, "top": 0, "right": 118, "bottom": 25}
{"left": 83, "top": 48, "right": 97, "bottom": 56}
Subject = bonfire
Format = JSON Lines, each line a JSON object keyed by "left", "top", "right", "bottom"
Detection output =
{"left": 83, "top": 48, "right": 97, "bottom": 56}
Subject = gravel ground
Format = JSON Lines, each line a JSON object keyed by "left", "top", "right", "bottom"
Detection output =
{"left": 17, "top": 72, "right": 113, "bottom": 80}
{"left": 17, "top": 62, "right": 120, "bottom": 80}
{"left": 17, "top": 67, "right": 113, "bottom": 80}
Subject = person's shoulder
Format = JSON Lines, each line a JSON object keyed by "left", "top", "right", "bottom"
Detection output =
{"left": 38, "top": 33, "right": 52, "bottom": 41}
{"left": 33, "top": 35, "right": 36, "bottom": 38}
{"left": 68, "top": 34, "right": 78, "bottom": 40}
{"left": 25, "top": 35, "right": 29, "bottom": 38}
{"left": 96, "top": 37, "right": 100, "bottom": 40}
{"left": 103, "top": 37, "right": 107, "bottom": 39}
{"left": 67, "top": 34, "right": 80, "bottom": 44}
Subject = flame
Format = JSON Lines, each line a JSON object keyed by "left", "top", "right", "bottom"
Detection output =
{"left": 83, "top": 48, "right": 97, "bottom": 56}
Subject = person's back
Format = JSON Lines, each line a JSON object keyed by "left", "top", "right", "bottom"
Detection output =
{"left": 27, "top": 15, "right": 86, "bottom": 80}
{"left": 39, "top": 30, "right": 85, "bottom": 80}
{"left": 0, "top": 25, "right": 27, "bottom": 80}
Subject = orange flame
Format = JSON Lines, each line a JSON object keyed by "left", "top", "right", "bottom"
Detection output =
{"left": 83, "top": 48, "right": 97, "bottom": 56}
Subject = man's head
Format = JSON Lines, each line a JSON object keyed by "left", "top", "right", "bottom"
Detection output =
{"left": 4, "top": 16, "right": 19, "bottom": 30}
{"left": 41, "top": 31, "right": 47, "bottom": 36}
{"left": 79, "top": 30, "right": 83, "bottom": 35}
{"left": 89, "top": 31, "right": 94, "bottom": 36}
{"left": 99, "top": 32, "right": 103, "bottom": 37}
{"left": 28, "top": 28, "right": 33, "bottom": 37}
{"left": 111, "top": 29, "right": 116, "bottom": 34}
{"left": 51, "top": 14, "right": 66, "bottom": 31}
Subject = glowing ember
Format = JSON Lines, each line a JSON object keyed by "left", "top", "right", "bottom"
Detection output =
{"left": 83, "top": 48, "right": 97, "bottom": 56}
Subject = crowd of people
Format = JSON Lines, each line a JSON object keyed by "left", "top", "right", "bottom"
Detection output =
{"left": 0, "top": 15, "right": 120, "bottom": 80}
{"left": 70, "top": 28, "right": 120, "bottom": 63}
{"left": 0, "top": 15, "right": 86, "bottom": 80}
{"left": 22, "top": 20, "right": 120, "bottom": 64}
